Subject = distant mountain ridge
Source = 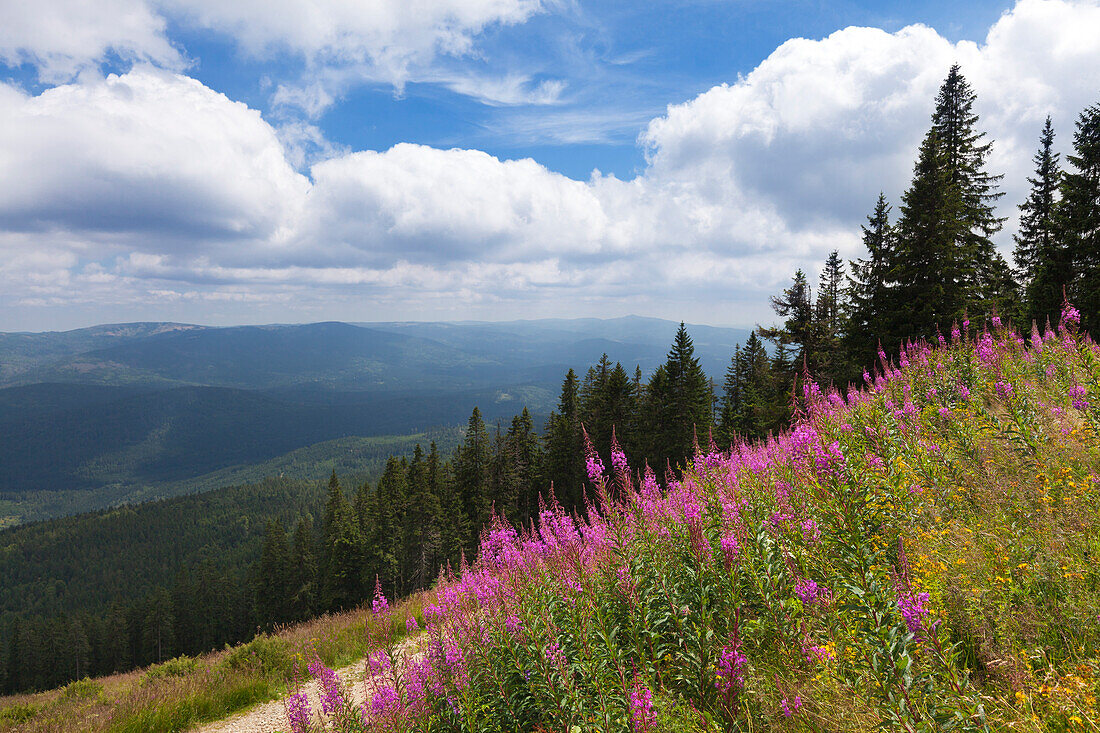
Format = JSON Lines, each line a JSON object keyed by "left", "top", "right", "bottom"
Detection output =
{"left": 0, "top": 316, "right": 751, "bottom": 524}
{"left": 1, "top": 316, "right": 751, "bottom": 389}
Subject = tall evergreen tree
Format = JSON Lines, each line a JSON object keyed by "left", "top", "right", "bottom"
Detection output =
{"left": 430, "top": 442, "right": 466, "bottom": 571}
{"left": 1014, "top": 116, "right": 1067, "bottom": 326}
{"left": 255, "top": 520, "right": 292, "bottom": 628}
{"left": 642, "top": 324, "right": 711, "bottom": 469}
{"left": 288, "top": 519, "right": 317, "bottom": 622}
{"left": 453, "top": 408, "right": 492, "bottom": 554}
{"left": 815, "top": 251, "right": 846, "bottom": 383}
{"left": 1063, "top": 102, "right": 1100, "bottom": 331}
{"left": 846, "top": 194, "right": 894, "bottom": 364}
{"left": 544, "top": 370, "right": 585, "bottom": 509}
{"left": 504, "top": 408, "right": 542, "bottom": 524}
{"left": 891, "top": 65, "right": 1012, "bottom": 340}
{"left": 403, "top": 445, "right": 442, "bottom": 592}
{"left": 141, "top": 587, "right": 174, "bottom": 664}
{"left": 759, "top": 270, "right": 817, "bottom": 367}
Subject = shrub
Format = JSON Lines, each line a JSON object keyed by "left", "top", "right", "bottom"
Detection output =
{"left": 61, "top": 677, "right": 104, "bottom": 699}
{"left": 142, "top": 655, "right": 199, "bottom": 684}
{"left": 221, "top": 634, "right": 294, "bottom": 677}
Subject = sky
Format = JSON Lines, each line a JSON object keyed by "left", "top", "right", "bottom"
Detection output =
{"left": 1, "top": 0, "right": 1099, "bottom": 332}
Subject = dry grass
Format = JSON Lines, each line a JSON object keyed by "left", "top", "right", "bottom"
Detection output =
{"left": 0, "top": 592, "right": 430, "bottom": 733}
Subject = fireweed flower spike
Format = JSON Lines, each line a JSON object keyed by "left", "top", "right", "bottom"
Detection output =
{"left": 631, "top": 675, "right": 658, "bottom": 731}
{"left": 285, "top": 690, "right": 311, "bottom": 733}
{"left": 372, "top": 575, "right": 389, "bottom": 616}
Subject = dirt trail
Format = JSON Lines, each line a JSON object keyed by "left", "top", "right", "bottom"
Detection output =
{"left": 192, "top": 639, "right": 421, "bottom": 733}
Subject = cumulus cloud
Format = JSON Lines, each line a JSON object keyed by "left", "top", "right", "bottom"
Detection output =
{"left": 3, "top": 0, "right": 1100, "bottom": 328}
{"left": 0, "top": 0, "right": 183, "bottom": 80}
{"left": 0, "top": 67, "right": 308, "bottom": 247}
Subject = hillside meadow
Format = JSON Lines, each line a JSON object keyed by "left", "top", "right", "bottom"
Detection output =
{"left": 2, "top": 305, "right": 1099, "bottom": 732}
{"left": 290, "top": 306, "right": 1100, "bottom": 732}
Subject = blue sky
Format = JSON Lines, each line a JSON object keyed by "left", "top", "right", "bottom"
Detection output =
{"left": 1, "top": 0, "right": 1099, "bottom": 331}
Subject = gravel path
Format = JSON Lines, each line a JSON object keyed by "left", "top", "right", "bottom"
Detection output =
{"left": 192, "top": 639, "right": 421, "bottom": 733}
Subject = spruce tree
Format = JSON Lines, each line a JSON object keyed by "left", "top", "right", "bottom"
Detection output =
{"left": 759, "top": 270, "right": 817, "bottom": 368}
{"left": 544, "top": 370, "right": 585, "bottom": 509}
{"left": 1063, "top": 102, "right": 1100, "bottom": 331}
{"left": 453, "top": 408, "right": 492, "bottom": 553}
{"left": 505, "top": 408, "right": 542, "bottom": 523}
{"left": 716, "top": 346, "right": 741, "bottom": 448}
{"left": 288, "top": 519, "right": 317, "bottom": 622}
{"left": 403, "top": 445, "right": 442, "bottom": 591}
{"left": 1013, "top": 117, "right": 1066, "bottom": 325}
{"left": 643, "top": 324, "right": 711, "bottom": 469}
{"left": 815, "top": 251, "right": 846, "bottom": 383}
{"left": 891, "top": 65, "right": 1012, "bottom": 340}
{"left": 429, "top": 442, "right": 466, "bottom": 570}
{"left": 847, "top": 194, "right": 895, "bottom": 366}
{"left": 255, "top": 520, "right": 292, "bottom": 628}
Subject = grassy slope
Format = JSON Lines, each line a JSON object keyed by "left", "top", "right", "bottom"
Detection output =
{"left": 0, "top": 594, "right": 429, "bottom": 733}
{"left": 360, "top": 319, "right": 1099, "bottom": 732}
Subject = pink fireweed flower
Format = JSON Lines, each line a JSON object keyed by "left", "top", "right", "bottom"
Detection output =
{"left": 951, "top": 324, "right": 961, "bottom": 341}
{"left": 805, "top": 644, "right": 835, "bottom": 664}
{"left": 992, "top": 315, "right": 1002, "bottom": 329}
{"left": 715, "top": 640, "right": 747, "bottom": 693}
{"left": 585, "top": 453, "right": 605, "bottom": 483}
{"left": 800, "top": 517, "right": 821, "bottom": 544}
{"left": 406, "top": 616, "right": 419, "bottom": 633}
{"left": 505, "top": 615, "right": 522, "bottom": 634}
{"left": 367, "top": 650, "right": 391, "bottom": 675}
{"left": 611, "top": 448, "right": 629, "bottom": 476}
{"left": 1061, "top": 301, "right": 1081, "bottom": 330}
{"left": 794, "top": 577, "right": 821, "bottom": 605}
{"left": 896, "top": 589, "right": 932, "bottom": 642}
{"left": 720, "top": 533, "right": 741, "bottom": 568}
{"left": 372, "top": 575, "right": 389, "bottom": 616}
{"left": 630, "top": 677, "right": 658, "bottom": 731}
{"left": 369, "top": 685, "right": 401, "bottom": 717}
{"left": 285, "top": 691, "right": 311, "bottom": 733}
{"left": 976, "top": 331, "right": 996, "bottom": 367}
{"left": 1070, "top": 385, "right": 1088, "bottom": 411}
{"left": 958, "top": 384, "right": 970, "bottom": 400}
{"left": 995, "top": 381, "right": 1014, "bottom": 397}
{"left": 307, "top": 659, "right": 345, "bottom": 716}
{"left": 780, "top": 696, "right": 803, "bottom": 717}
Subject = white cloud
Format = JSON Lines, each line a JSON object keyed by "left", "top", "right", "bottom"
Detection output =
{"left": 4, "top": 0, "right": 1100, "bottom": 329}
{"left": 0, "top": 0, "right": 183, "bottom": 80}
{"left": 1, "top": 0, "right": 549, "bottom": 110}
{"left": 0, "top": 67, "right": 308, "bottom": 249}
{"left": 163, "top": 0, "right": 548, "bottom": 113}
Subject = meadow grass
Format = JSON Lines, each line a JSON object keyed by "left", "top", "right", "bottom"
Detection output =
{"left": 0, "top": 593, "right": 429, "bottom": 733}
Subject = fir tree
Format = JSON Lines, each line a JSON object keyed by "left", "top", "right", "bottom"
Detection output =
{"left": 847, "top": 193, "right": 895, "bottom": 367}
{"left": 815, "top": 251, "right": 846, "bottom": 383}
{"left": 891, "top": 128, "right": 968, "bottom": 341}
{"left": 759, "top": 270, "right": 817, "bottom": 368}
{"left": 642, "top": 324, "right": 711, "bottom": 469}
{"left": 1063, "top": 102, "right": 1100, "bottom": 332}
{"left": 1014, "top": 116, "right": 1066, "bottom": 325}
{"left": 544, "top": 369, "right": 585, "bottom": 509}
{"left": 403, "top": 445, "right": 442, "bottom": 591}
{"left": 255, "top": 520, "right": 292, "bottom": 628}
{"left": 429, "top": 442, "right": 466, "bottom": 570}
{"left": 891, "top": 65, "right": 1012, "bottom": 339}
{"left": 288, "top": 519, "right": 317, "bottom": 622}
{"left": 454, "top": 408, "right": 492, "bottom": 553}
